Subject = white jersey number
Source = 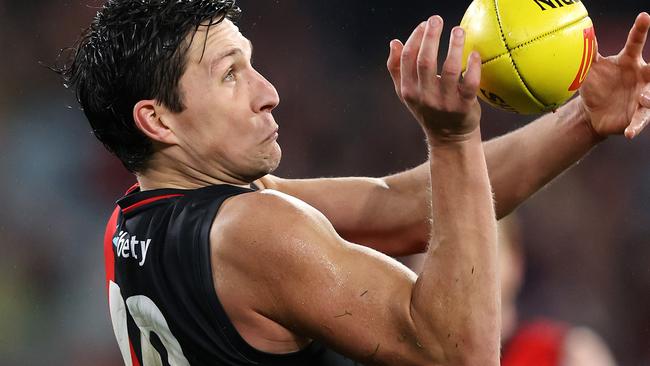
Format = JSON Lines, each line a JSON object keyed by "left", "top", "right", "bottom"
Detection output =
{"left": 109, "top": 281, "right": 190, "bottom": 366}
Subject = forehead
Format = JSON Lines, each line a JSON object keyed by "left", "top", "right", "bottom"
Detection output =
{"left": 186, "top": 19, "right": 250, "bottom": 63}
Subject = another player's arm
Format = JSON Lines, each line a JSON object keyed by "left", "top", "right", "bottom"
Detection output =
{"left": 258, "top": 13, "right": 650, "bottom": 256}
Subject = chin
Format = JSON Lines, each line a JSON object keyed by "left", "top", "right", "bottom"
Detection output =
{"left": 265, "top": 143, "right": 282, "bottom": 172}
{"left": 243, "top": 145, "right": 281, "bottom": 182}
{"left": 263, "top": 147, "right": 282, "bottom": 175}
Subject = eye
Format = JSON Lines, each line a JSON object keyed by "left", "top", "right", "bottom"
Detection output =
{"left": 223, "top": 68, "right": 236, "bottom": 82}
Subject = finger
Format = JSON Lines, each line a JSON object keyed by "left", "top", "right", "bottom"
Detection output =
{"left": 459, "top": 51, "right": 482, "bottom": 101}
{"left": 387, "top": 40, "right": 404, "bottom": 100}
{"left": 620, "top": 12, "right": 650, "bottom": 59}
{"left": 441, "top": 27, "right": 466, "bottom": 95}
{"left": 401, "top": 22, "right": 427, "bottom": 102}
{"left": 625, "top": 107, "right": 650, "bottom": 139}
{"left": 417, "top": 15, "right": 444, "bottom": 91}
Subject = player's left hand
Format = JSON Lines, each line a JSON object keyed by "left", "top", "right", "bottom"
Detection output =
{"left": 580, "top": 12, "right": 650, "bottom": 139}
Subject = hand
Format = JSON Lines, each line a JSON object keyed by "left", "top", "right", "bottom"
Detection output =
{"left": 580, "top": 12, "right": 650, "bottom": 139}
{"left": 387, "top": 16, "right": 483, "bottom": 143}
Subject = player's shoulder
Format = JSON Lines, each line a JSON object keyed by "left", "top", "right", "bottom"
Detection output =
{"left": 224, "top": 188, "right": 322, "bottom": 224}
{"left": 209, "top": 188, "right": 340, "bottom": 289}
{"left": 212, "top": 188, "right": 333, "bottom": 252}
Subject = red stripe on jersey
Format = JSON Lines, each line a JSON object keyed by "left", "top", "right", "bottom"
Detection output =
{"left": 125, "top": 183, "right": 140, "bottom": 195}
{"left": 104, "top": 206, "right": 120, "bottom": 293}
{"left": 130, "top": 339, "right": 142, "bottom": 366}
{"left": 121, "top": 194, "right": 184, "bottom": 215}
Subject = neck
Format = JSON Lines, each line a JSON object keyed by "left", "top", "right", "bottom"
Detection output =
{"left": 136, "top": 155, "right": 251, "bottom": 191}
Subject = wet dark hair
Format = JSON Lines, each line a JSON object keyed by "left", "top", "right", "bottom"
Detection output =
{"left": 58, "top": 0, "right": 241, "bottom": 172}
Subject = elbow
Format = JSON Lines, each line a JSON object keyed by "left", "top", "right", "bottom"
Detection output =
{"left": 405, "top": 302, "right": 500, "bottom": 366}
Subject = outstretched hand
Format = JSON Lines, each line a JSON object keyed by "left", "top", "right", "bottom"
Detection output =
{"left": 580, "top": 12, "right": 650, "bottom": 139}
{"left": 387, "top": 16, "right": 483, "bottom": 143}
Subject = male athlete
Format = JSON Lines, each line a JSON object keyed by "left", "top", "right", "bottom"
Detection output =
{"left": 60, "top": 0, "right": 650, "bottom": 365}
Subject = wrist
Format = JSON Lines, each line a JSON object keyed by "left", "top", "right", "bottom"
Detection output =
{"left": 574, "top": 96, "right": 607, "bottom": 144}
{"left": 425, "top": 128, "right": 482, "bottom": 147}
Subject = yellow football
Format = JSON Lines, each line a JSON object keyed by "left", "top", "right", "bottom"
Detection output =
{"left": 461, "top": 0, "right": 596, "bottom": 114}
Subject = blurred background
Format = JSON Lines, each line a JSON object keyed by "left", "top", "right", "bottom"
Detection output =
{"left": 0, "top": 0, "right": 648, "bottom": 365}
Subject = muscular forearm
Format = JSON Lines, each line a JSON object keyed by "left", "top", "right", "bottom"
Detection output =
{"left": 382, "top": 98, "right": 600, "bottom": 247}
{"left": 411, "top": 132, "right": 499, "bottom": 365}
{"left": 388, "top": 97, "right": 601, "bottom": 218}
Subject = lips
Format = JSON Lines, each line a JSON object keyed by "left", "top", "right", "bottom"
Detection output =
{"left": 264, "top": 127, "right": 279, "bottom": 142}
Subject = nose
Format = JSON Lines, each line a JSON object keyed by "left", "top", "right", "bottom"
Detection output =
{"left": 251, "top": 69, "right": 280, "bottom": 113}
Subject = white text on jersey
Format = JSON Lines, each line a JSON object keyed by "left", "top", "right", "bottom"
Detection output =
{"left": 114, "top": 231, "right": 151, "bottom": 266}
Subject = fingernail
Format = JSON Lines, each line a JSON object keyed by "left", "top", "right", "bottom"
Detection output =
{"left": 429, "top": 16, "right": 441, "bottom": 27}
{"left": 453, "top": 27, "right": 465, "bottom": 37}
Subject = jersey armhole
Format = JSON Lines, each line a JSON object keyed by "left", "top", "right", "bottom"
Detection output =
{"left": 195, "top": 189, "right": 326, "bottom": 364}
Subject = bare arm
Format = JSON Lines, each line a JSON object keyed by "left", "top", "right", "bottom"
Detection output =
{"left": 259, "top": 98, "right": 598, "bottom": 255}
{"left": 215, "top": 175, "right": 496, "bottom": 365}
{"left": 259, "top": 13, "right": 650, "bottom": 256}
{"left": 485, "top": 97, "right": 599, "bottom": 217}
{"left": 215, "top": 17, "right": 499, "bottom": 366}
{"left": 258, "top": 170, "right": 431, "bottom": 256}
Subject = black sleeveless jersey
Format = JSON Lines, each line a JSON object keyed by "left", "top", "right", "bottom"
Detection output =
{"left": 104, "top": 183, "right": 361, "bottom": 366}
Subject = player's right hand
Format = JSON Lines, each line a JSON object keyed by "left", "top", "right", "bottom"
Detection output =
{"left": 387, "top": 16, "right": 483, "bottom": 143}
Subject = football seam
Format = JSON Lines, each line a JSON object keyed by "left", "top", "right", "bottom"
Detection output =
{"left": 480, "top": 14, "right": 587, "bottom": 66}
{"left": 508, "top": 15, "right": 589, "bottom": 52}
{"left": 493, "top": 0, "right": 546, "bottom": 109}
{"left": 481, "top": 12, "right": 587, "bottom": 66}
{"left": 482, "top": 52, "right": 509, "bottom": 66}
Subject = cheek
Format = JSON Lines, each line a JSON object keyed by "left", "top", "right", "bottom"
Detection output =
{"left": 232, "top": 120, "right": 257, "bottom": 143}
{"left": 218, "top": 121, "right": 259, "bottom": 156}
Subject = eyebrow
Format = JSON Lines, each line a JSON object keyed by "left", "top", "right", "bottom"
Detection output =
{"left": 213, "top": 40, "right": 253, "bottom": 64}
{"left": 208, "top": 40, "right": 254, "bottom": 77}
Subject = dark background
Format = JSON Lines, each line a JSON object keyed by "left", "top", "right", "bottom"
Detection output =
{"left": 0, "top": 1, "right": 648, "bottom": 365}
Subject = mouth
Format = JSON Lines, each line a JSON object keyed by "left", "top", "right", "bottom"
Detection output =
{"left": 264, "top": 127, "right": 279, "bottom": 142}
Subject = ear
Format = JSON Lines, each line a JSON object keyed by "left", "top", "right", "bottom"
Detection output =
{"left": 133, "top": 100, "right": 178, "bottom": 145}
